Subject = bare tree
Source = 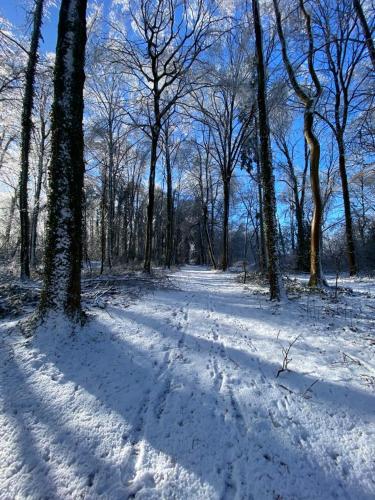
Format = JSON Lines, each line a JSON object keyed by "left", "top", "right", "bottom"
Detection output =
{"left": 110, "top": 0, "right": 219, "bottom": 272}
{"left": 19, "top": 0, "right": 44, "bottom": 280}
{"left": 86, "top": 50, "right": 129, "bottom": 270}
{"left": 0, "top": 20, "right": 25, "bottom": 102}
{"left": 273, "top": 127, "right": 309, "bottom": 271}
{"left": 161, "top": 115, "right": 181, "bottom": 269}
{"left": 273, "top": 0, "right": 326, "bottom": 287}
{"left": 192, "top": 28, "right": 255, "bottom": 270}
{"left": 30, "top": 64, "right": 52, "bottom": 266}
{"left": 191, "top": 130, "right": 218, "bottom": 268}
{"left": 315, "top": 0, "right": 370, "bottom": 275}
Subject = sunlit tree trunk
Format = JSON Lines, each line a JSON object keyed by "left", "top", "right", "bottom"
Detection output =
{"left": 273, "top": 0, "right": 326, "bottom": 287}
{"left": 304, "top": 110, "right": 324, "bottom": 287}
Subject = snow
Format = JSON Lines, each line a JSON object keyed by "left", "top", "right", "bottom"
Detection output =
{"left": 0, "top": 266, "right": 374, "bottom": 499}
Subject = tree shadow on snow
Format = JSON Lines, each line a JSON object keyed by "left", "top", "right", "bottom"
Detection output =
{"left": 1, "top": 301, "right": 373, "bottom": 499}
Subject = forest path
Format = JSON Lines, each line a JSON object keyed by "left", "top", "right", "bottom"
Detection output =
{"left": 0, "top": 266, "right": 374, "bottom": 499}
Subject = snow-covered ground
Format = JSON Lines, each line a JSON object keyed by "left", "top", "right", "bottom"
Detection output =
{"left": 0, "top": 266, "right": 374, "bottom": 499}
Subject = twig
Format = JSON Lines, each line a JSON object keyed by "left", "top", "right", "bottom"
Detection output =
{"left": 276, "top": 334, "right": 301, "bottom": 377}
{"left": 302, "top": 379, "right": 319, "bottom": 399}
{"left": 277, "top": 383, "right": 294, "bottom": 394}
{"left": 342, "top": 352, "right": 362, "bottom": 366}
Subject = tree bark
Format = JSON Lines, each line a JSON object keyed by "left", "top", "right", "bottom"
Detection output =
{"left": 294, "top": 193, "right": 308, "bottom": 271}
{"left": 203, "top": 205, "right": 217, "bottom": 269}
{"left": 221, "top": 177, "right": 230, "bottom": 271}
{"left": 19, "top": 0, "right": 44, "bottom": 280}
{"left": 198, "top": 145, "right": 217, "bottom": 269}
{"left": 39, "top": 0, "right": 87, "bottom": 321}
{"left": 337, "top": 135, "right": 357, "bottom": 275}
{"left": 304, "top": 110, "right": 325, "bottom": 287}
{"left": 30, "top": 128, "right": 45, "bottom": 267}
{"left": 257, "top": 164, "right": 266, "bottom": 273}
{"left": 4, "top": 192, "right": 17, "bottom": 256}
{"left": 100, "top": 168, "right": 107, "bottom": 275}
{"left": 144, "top": 127, "right": 159, "bottom": 273}
{"left": 165, "top": 130, "right": 173, "bottom": 269}
{"left": 253, "top": 0, "right": 282, "bottom": 300}
{"left": 106, "top": 124, "right": 114, "bottom": 269}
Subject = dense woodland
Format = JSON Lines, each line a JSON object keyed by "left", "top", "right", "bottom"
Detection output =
{"left": 0, "top": 0, "right": 374, "bottom": 318}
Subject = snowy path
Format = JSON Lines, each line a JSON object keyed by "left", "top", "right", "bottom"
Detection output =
{"left": 0, "top": 266, "right": 374, "bottom": 499}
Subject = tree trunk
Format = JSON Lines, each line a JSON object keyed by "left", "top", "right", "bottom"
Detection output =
{"left": 39, "top": 0, "right": 87, "bottom": 321}
{"left": 273, "top": 0, "right": 325, "bottom": 288}
{"left": 337, "top": 135, "right": 357, "bottom": 275}
{"left": 290, "top": 205, "right": 295, "bottom": 252}
{"left": 19, "top": 0, "right": 44, "bottom": 280}
{"left": 279, "top": 136, "right": 308, "bottom": 271}
{"left": 257, "top": 166, "right": 266, "bottom": 272}
{"left": 254, "top": 123, "right": 266, "bottom": 272}
{"left": 106, "top": 127, "right": 114, "bottom": 269}
{"left": 279, "top": 222, "right": 286, "bottom": 257}
{"left": 295, "top": 197, "right": 308, "bottom": 271}
{"left": 165, "top": 134, "right": 173, "bottom": 269}
{"left": 253, "top": 0, "right": 282, "bottom": 300}
{"left": 4, "top": 193, "right": 17, "bottom": 256}
{"left": 198, "top": 221, "right": 205, "bottom": 265}
{"left": 203, "top": 205, "right": 217, "bottom": 269}
{"left": 200, "top": 147, "right": 217, "bottom": 269}
{"left": 305, "top": 110, "right": 326, "bottom": 287}
{"left": 144, "top": 128, "right": 159, "bottom": 273}
{"left": 122, "top": 191, "right": 129, "bottom": 261}
{"left": 100, "top": 170, "right": 107, "bottom": 275}
{"left": 221, "top": 177, "right": 230, "bottom": 271}
{"left": 30, "top": 117, "right": 47, "bottom": 267}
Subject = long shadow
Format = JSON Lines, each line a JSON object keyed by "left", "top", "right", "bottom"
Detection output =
{"left": 151, "top": 286, "right": 374, "bottom": 375}
{"left": 149, "top": 286, "right": 311, "bottom": 333}
{"left": 181, "top": 277, "right": 375, "bottom": 332}
{"left": 1, "top": 331, "right": 164, "bottom": 498}
{"left": 0, "top": 345, "right": 59, "bottom": 498}
{"left": 6, "top": 307, "right": 367, "bottom": 498}
{"left": 121, "top": 307, "right": 375, "bottom": 419}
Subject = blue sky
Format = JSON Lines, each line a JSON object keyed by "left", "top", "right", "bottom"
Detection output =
{"left": 1, "top": 0, "right": 112, "bottom": 53}
{"left": 1, "top": 0, "right": 56, "bottom": 52}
